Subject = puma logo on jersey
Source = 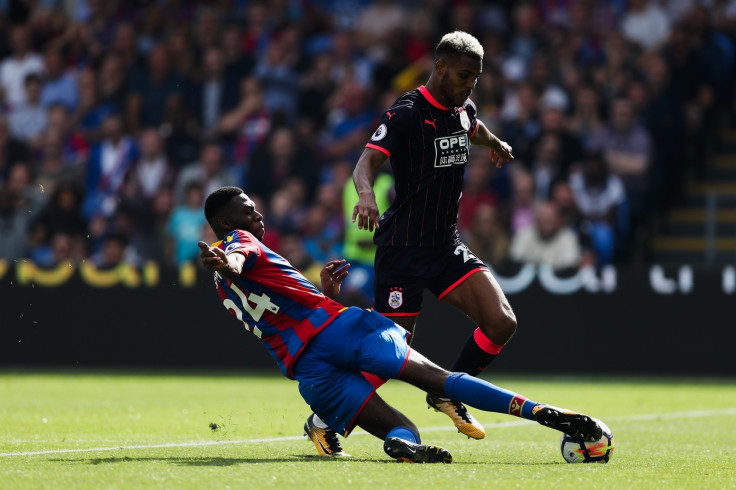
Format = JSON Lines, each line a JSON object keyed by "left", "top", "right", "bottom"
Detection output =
{"left": 424, "top": 118, "right": 437, "bottom": 130}
{"left": 386, "top": 111, "right": 394, "bottom": 119}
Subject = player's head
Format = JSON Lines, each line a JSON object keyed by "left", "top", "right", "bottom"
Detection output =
{"left": 204, "top": 186, "right": 265, "bottom": 241}
{"left": 433, "top": 31, "right": 483, "bottom": 107}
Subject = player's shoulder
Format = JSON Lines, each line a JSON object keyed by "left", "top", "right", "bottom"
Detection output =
{"left": 387, "top": 89, "right": 423, "bottom": 113}
{"left": 222, "top": 229, "right": 260, "bottom": 254}
{"left": 463, "top": 98, "right": 478, "bottom": 116}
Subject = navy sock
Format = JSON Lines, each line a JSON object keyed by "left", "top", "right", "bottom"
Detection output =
{"left": 385, "top": 426, "right": 420, "bottom": 444}
{"left": 449, "top": 333, "right": 497, "bottom": 376}
{"left": 444, "top": 372, "right": 538, "bottom": 420}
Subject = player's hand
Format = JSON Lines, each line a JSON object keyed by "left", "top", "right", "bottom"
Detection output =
{"left": 352, "top": 191, "right": 380, "bottom": 231}
{"left": 320, "top": 259, "right": 350, "bottom": 299}
{"left": 491, "top": 140, "right": 514, "bottom": 168}
{"left": 198, "top": 241, "right": 227, "bottom": 271}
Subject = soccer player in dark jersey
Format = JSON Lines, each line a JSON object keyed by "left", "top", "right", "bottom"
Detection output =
{"left": 198, "top": 186, "right": 604, "bottom": 462}
{"left": 352, "top": 31, "right": 517, "bottom": 439}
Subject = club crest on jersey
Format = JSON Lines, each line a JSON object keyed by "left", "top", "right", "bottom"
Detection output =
{"left": 457, "top": 107, "right": 471, "bottom": 130}
{"left": 388, "top": 287, "right": 403, "bottom": 309}
{"left": 371, "top": 124, "right": 387, "bottom": 141}
{"left": 433, "top": 134, "right": 469, "bottom": 168}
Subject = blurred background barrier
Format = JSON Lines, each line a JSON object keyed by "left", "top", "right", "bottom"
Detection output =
{"left": 2, "top": 263, "right": 733, "bottom": 375}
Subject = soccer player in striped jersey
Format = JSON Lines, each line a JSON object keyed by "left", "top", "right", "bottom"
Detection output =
{"left": 198, "top": 186, "right": 603, "bottom": 463}
{"left": 352, "top": 30, "right": 517, "bottom": 440}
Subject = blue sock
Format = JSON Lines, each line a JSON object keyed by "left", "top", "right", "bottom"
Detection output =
{"left": 385, "top": 426, "right": 420, "bottom": 444}
{"left": 444, "top": 373, "right": 539, "bottom": 420}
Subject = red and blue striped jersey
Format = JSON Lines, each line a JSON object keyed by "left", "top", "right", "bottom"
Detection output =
{"left": 366, "top": 86, "right": 479, "bottom": 248}
{"left": 210, "top": 230, "right": 345, "bottom": 378}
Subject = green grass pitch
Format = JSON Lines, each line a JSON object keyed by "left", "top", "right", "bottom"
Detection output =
{"left": 1, "top": 371, "right": 735, "bottom": 489}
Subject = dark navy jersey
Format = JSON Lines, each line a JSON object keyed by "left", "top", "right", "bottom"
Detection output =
{"left": 366, "top": 85, "right": 479, "bottom": 247}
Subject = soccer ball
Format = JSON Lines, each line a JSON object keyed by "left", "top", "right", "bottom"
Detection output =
{"left": 560, "top": 418, "right": 614, "bottom": 463}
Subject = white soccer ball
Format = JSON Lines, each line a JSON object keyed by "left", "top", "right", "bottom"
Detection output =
{"left": 560, "top": 418, "right": 614, "bottom": 463}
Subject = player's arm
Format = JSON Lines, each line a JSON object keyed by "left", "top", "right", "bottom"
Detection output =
{"left": 352, "top": 147, "right": 388, "bottom": 231}
{"left": 470, "top": 120, "right": 514, "bottom": 168}
{"left": 320, "top": 259, "right": 350, "bottom": 300}
{"left": 198, "top": 241, "right": 246, "bottom": 281}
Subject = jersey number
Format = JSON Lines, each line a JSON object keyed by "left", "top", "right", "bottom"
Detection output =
{"left": 454, "top": 244, "right": 471, "bottom": 263}
{"left": 223, "top": 283, "right": 280, "bottom": 338}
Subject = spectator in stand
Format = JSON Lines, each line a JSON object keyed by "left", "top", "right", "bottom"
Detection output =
{"left": 40, "top": 46, "right": 79, "bottom": 111}
{"left": 509, "top": 167, "right": 537, "bottom": 234}
{"left": 30, "top": 181, "right": 88, "bottom": 256}
{"left": 353, "top": 0, "right": 407, "bottom": 63}
{"left": 83, "top": 113, "right": 138, "bottom": 218}
{"left": 8, "top": 74, "right": 47, "bottom": 147}
{"left": 0, "top": 115, "right": 31, "bottom": 183}
{"left": 322, "top": 82, "right": 376, "bottom": 163}
{"left": 126, "top": 43, "right": 184, "bottom": 134}
{"left": 0, "top": 162, "right": 45, "bottom": 260}
{"left": 298, "top": 53, "right": 336, "bottom": 129}
{"left": 458, "top": 150, "right": 499, "bottom": 237}
{"left": 328, "top": 29, "right": 374, "bottom": 88}
{"left": 589, "top": 97, "right": 652, "bottom": 254}
{"left": 221, "top": 22, "right": 255, "bottom": 84}
{"left": 124, "top": 128, "right": 177, "bottom": 205}
{"left": 528, "top": 133, "right": 565, "bottom": 202}
{"left": 166, "top": 181, "right": 206, "bottom": 266}
{"left": 253, "top": 35, "right": 300, "bottom": 123}
{"left": 507, "top": 4, "right": 543, "bottom": 73}
{"left": 567, "top": 83, "right": 603, "bottom": 148}
{"left": 109, "top": 22, "right": 146, "bottom": 75}
{"left": 569, "top": 150, "right": 626, "bottom": 267}
{"left": 0, "top": 24, "right": 44, "bottom": 110}
{"left": 621, "top": 0, "right": 671, "bottom": 52}
{"left": 219, "top": 76, "right": 271, "bottom": 169}
{"left": 175, "top": 140, "right": 236, "bottom": 205}
{"left": 509, "top": 200, "right": 582, "bottom": 270}
{"left": 466, "top": 202, "right": 511, "bottom": 271}
{"left": 501, "top": 81, "right": 541, "bottom": 164}
{"left": 185, "top": 46, "right": 239, "bottom": 140}
{"left": 246, "top": 126, "right": 319, "bottom": 204}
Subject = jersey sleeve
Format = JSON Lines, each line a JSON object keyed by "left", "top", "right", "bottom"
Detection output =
{"left": 365, "top": 103, "right": 412, "bottom": 158}
{"left": 465, "top": 98, "right": 480, "bottom": 138}
{"left": 221, "top": 230, "right": 260, "bottom": 271}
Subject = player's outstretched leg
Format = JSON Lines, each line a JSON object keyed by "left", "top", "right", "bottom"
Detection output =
{"left": 442, "top": 373, "right": 603, "bottom": 442}
{"left": 425, "top": 394, "right": 485, "bottom": 440}
{"left": 304, "top": 413, "right": 350, "bottom": 457}
{"left": 401, "top": 351, "right": 603, "bottom": 443}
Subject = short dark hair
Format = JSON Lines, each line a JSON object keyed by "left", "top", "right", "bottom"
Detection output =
{"left": 204, "top": 186, "right": 243, "bottom": 223}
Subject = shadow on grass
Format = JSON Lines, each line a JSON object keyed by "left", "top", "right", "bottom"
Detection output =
{"left": 49, "top": 454, "right": 536, "bottom": 466}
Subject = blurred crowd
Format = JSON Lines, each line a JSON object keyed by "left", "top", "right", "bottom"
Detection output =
{"left": 1, "top": 0, "right": 735, "bottom": 300}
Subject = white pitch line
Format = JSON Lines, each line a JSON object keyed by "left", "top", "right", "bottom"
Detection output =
{"left": 1, "top": 408, "right": 734, "bottom": 458}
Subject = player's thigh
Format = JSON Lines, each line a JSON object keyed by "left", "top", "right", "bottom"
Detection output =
{"left": 294, "top": 353, "right": 375, "bottom": 436}
{"left": 441, "top": 268, "right": 516, "bottom": 332}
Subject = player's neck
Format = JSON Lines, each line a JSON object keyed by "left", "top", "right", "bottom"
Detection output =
{"left": 422, "top": 78, "right": 452, "bottom": 109}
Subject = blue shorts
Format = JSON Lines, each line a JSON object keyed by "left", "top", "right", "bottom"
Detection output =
{"left": 292, "top": 307, "right": 410, "bottom": 436}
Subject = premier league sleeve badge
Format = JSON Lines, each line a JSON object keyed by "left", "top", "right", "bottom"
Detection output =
{"left": 457, "top": 107, "right": 470, "bottom": 131}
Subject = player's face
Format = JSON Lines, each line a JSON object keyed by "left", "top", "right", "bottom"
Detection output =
{"left": 227, "top": 193, "right": 265, "bottom": 241}
{"left": 438, "top": 54, "right": 481, "bottom": 107}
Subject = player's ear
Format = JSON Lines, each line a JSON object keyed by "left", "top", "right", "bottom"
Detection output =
{"left": 216, "top": 215, "right": 232, "bottom": 231}
{"left": 436, "top": 58, "right": 446, "bottom": 76}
